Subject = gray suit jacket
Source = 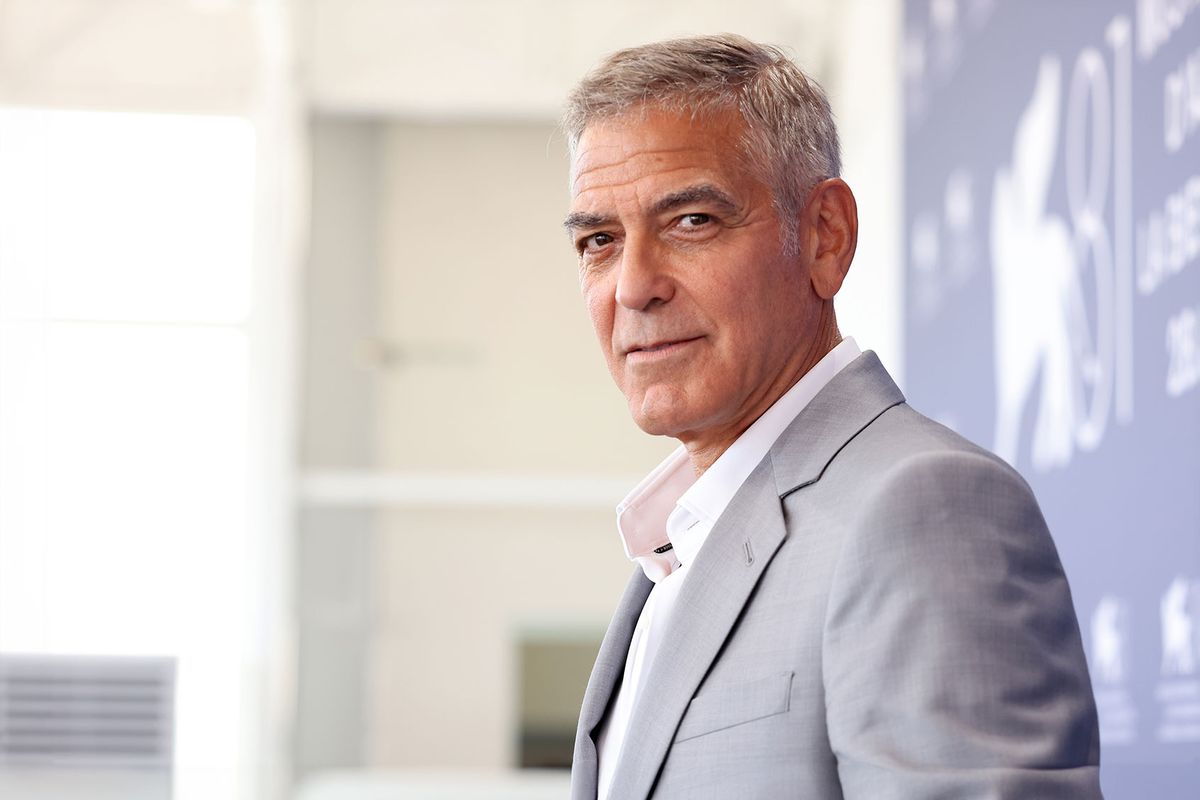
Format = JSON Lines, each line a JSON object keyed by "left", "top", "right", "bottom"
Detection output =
{"left": 570, "top": 351, "right": 1101, "bottom": 799}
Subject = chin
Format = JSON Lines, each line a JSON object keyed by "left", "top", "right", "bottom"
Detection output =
{"left": 631, "top": 415, "right": 678, "bottom": 437}
{"left": 627, "top": 396, "right": 694, "bottom": 439}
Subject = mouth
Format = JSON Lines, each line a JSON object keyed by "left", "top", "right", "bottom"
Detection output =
{"left": 625, "top": 336, "right": 703, "bottom": 360}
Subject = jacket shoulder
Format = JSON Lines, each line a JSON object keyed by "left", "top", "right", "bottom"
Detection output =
{"left": 831, "top": 401, "right": 1034, "bottom": 501}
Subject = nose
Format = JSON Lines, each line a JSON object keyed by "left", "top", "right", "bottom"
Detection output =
{"left": 614, "top": 235, "right": 674, "bottom": 311}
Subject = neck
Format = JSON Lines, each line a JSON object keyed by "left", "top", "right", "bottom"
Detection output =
{"left": 682, "top": 309, "right": 842, "bottom": 476}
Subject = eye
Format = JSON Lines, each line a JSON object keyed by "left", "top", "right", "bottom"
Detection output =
{"left": 679, "top": 213, "right": 712, "bottom": 228}
{"left": 580, "top": 231, "right": 614, "bottom": 253}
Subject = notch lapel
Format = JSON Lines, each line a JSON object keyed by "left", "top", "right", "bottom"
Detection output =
{"left": 770, "top": 350, "right": 906, "bottom": 495}
{"left": 604, "top": 458, "right": 788, "bottom": 799}
{"left": 571, "top": 567, "right": 653, "bottom": 800}
{"left": 577, "top": 352, "right": 905, "bottom": 799}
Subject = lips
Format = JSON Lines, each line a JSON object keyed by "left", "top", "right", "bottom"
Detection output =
{"left": 624, "top": 336, "right": 703, "bottom": 358}
{"left": 634, "top": 341, "right": 679, "bottom": 353}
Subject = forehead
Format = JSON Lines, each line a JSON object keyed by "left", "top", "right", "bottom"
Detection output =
{"left": 569, "top": 107, "right": 752, "bottom": 205}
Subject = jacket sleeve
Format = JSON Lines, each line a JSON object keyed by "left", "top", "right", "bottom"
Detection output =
{"left": 823, "top": 449, "right": 1103, "bottom": 799}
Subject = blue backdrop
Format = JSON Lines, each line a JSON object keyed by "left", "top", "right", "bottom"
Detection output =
{"left": 902, "top": 0, "right": 1199, "bottom": 794}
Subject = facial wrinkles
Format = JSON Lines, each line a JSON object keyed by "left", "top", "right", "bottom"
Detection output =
{"left": 572, "top": 129, "right": 732, "bottom": 193}
{"left": 574, "top": 178, "right": 709, "bottom": 243}
{"left": 591, "top": 189, "right": 696, "bottom": 352}
{"left": 573, "top": 149, "right": 709, "bottom": 307}
{"left": 574, "top": 158, "right": 767, "bottom": 360}
{"left": 574, "top": 124, "right": 788, "bottom": 357}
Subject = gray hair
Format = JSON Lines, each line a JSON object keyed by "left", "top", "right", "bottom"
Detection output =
{"left": 562, "top": 34, "right": 841, "bottom": 237}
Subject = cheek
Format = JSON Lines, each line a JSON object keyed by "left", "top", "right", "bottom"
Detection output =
{"left": 582, "top": 283, "right": 623, "bottom": 375}
{"left": 583, "top": 284, "right": 613, "bottom": 343}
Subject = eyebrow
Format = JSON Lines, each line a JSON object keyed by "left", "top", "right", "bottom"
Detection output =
{"left": 562, "top": 183, "right": 740, "bottom": 234}
{"left": 650, "top": 184, "right": 739, "bottom": 217}
{"left": 562, "top": 210, "right": 612, "bottom": 234}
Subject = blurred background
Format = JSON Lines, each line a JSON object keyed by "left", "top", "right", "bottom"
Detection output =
{"left": 0, "top": 1, "right": 1194, "bottom": 799}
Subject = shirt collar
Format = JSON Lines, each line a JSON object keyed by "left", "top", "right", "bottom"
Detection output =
{"left": 613, "top": 445, "right": 692, "bottom": 581}
{"left": 615, "top": 337, "right": 862, "bottom": 582}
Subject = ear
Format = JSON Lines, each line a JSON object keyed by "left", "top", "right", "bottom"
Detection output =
{"left": 802, "top": 178, "right": 858, "bottom": 300}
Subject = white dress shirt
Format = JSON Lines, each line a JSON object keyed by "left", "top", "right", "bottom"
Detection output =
{"left": 594, "top": 337, "right": 862, "bottom": 799}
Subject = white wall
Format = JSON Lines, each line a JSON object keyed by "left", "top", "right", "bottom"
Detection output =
{"left": 830, "top": 0, "right": 905, "bottom": 385}
{"left": 309, "top": 3, "right": 905, "bottom": 759}
{"left": 0, "top": 0, "right": 906, "bottom": 786}
{"left": 372, "top": 122, "right": 675, "bottom": 475}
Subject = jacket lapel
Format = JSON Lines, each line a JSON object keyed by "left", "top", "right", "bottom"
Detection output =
{"left": 570, "top": 567, "right": 653, "bottom": 800}
{"left": 604, "top": 457, "right": 788, "bottom": 799}
{"left": 601, "top": 350, "right": 905, "bottom": 798}
{"left": 769, "top": 350, "right": 906, "bottom": 495}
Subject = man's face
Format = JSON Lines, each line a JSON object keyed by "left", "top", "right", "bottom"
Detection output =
{"left": 567, "top": 106, "right": 823, "bottom": 444}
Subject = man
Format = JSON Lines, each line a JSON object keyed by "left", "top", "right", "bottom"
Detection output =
{"left": 561, "top": 35, "right": 1102, "bottom": 799}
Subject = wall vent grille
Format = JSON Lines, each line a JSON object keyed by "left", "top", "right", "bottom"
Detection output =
{"left": 0, "top": 654, "right": 175, "bottom": 768}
